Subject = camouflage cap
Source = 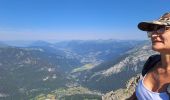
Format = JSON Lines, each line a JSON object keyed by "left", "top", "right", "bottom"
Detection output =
{"left": 138, "top": 13, "right": 170, "bottom": 31}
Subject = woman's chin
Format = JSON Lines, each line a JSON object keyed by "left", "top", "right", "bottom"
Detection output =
{"left": 152, "top": 45, "right": 164, "bottom": 52}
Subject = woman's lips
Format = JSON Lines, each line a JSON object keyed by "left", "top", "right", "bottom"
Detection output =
{"left": 152, "top": 41, "right": 163, "bottom": 44}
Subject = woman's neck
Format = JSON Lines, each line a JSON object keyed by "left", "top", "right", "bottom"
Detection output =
{"left": 160, "top": 54, "right": 170, "bottom": 71}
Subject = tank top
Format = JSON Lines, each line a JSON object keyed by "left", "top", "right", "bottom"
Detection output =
{"left": 136, "top": 75, "right": 169, "bottom": 100}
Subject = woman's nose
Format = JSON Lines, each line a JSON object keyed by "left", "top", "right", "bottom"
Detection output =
{"left": 151, "top": 32, "right": 159, "bottom": 38}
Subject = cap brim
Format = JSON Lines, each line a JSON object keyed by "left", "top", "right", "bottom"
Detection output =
{"left": 138, "top": 21, "right": 164, "bottom": 31}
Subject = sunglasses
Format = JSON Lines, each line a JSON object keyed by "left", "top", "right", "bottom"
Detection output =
{"left": 147, "top": 25, "right": 170, "bottom": 38}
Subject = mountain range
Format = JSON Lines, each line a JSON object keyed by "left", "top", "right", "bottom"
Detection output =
{"left": 69, "top": 40, "right": 157, "bottom": 92}
{"left": 0, "top": 39, "right": 155, "bottom": 100}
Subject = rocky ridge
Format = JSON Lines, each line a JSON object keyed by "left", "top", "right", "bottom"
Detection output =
{"left": 102, "top": 42, "right": 155, "bottom": 76}
{"left": 102, "top": 74, "right": 141, "bottom": 100}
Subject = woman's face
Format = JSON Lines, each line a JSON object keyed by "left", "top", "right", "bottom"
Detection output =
{"left": 150, "top": 26, "right": 170, "bottom": 53}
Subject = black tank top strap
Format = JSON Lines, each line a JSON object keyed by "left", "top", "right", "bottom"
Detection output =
{"left": 142, "top": 54, "right": 161, "bottom": 76}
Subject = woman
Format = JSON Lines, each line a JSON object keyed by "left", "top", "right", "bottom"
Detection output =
{"left": 130, "top": 13, "right": 170, "bottom": 100}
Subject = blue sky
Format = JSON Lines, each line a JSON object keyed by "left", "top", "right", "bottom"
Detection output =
{"left": 0, "top": 0, "right": 170, "bottom": 41}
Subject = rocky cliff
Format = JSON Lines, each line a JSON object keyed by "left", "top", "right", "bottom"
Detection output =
{"left": 102, "top": 74, "right": 141, "bottom": 100}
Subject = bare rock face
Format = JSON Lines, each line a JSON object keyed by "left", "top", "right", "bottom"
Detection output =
{"left": 102, "top": 74, "right": 141, "bottom": 100}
